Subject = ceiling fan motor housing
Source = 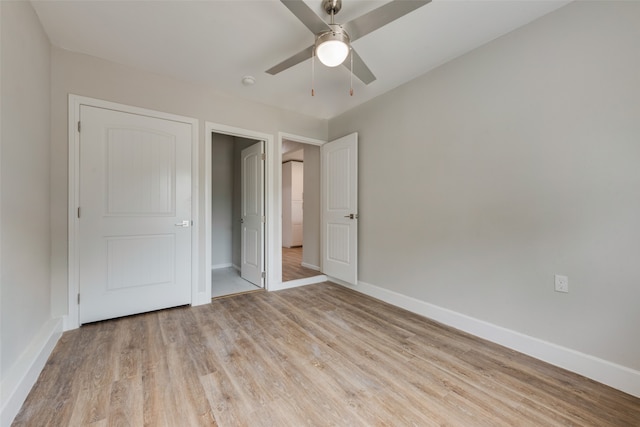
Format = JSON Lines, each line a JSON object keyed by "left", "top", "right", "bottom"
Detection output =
{"left": 315, "top": 24, "right": 351, "bottom": 67}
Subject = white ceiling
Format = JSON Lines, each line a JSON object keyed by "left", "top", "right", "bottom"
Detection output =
{"left": 31, "top": 0, "right": 571, "bottom": 119}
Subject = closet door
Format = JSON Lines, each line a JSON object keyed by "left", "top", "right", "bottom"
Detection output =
{"left": 78, "top": 105, "right": 192, "bottom": 324}
{"left": 240, "top": 141, "right": 265, "bottom": 288}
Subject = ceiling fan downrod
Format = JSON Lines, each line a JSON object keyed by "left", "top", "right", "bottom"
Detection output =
{"left": 322, "top": 0, "right": 342, "bottom": 20}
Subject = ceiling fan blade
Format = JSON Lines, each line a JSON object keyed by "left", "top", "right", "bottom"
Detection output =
{"left": 281, "top": 0, "right": 331, "bottom": 35}
{"left": 343, "top": 0, "right": 431, "bottom": 42}
{"left": 266, "top": 45, "right": 315, "bottom": 75}
{"left": 344, "top": 48, "right": 376, "bottom": 85}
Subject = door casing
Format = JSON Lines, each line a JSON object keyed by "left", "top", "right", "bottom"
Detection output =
{"left": 67, "top": 95, "right": 200, "bottom": 331}
{"left": 205, "top": 123, "right": 274, "bottom": 297}
{"left": 275, "top": 132, "right": 328, "bottom": 290}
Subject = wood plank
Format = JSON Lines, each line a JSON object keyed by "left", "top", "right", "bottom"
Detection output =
{"left": 12, "top": 282, "right": 640, "bottom": 426}
{"left": 282, "top": 246, "right": 318, "bottom": 282}
{"left": 107, "top": 379, "right": 144, "bottom": 426}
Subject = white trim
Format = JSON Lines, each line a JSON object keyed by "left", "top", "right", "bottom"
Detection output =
{"left": 270, "top": 275, "right": 328, "bottom": 291}
{"left": 340, "top": 279, "right": 640, "bottom": 398}
{"left": 205, "top": 122, "right": 274, "bottom": 294}
{"left": 279, "top": 132, "right": 326, "bottom": 147}
{"left": 67, "top": 95, "right": 201, "bottom": 328}
{"left": 211, "top": 263, "right": 233, "bottom": 270}
{"left": 1, "top": 318, "right": 63, "bottom": 426}
{"left": 301, "top": 262, "right": 320, "bottom": 271}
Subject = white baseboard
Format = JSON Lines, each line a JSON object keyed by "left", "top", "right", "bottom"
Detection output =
{"left": 341, "top": 280, "right": 640, "bottom": 399}
{"left": 211, "top": 263, "right": 233, "bottom": 270}
{"left": 269, "top": 275, "right": 328, "bottom": 291}
{"left": 1, "top": 317, "right": 63, "bottom": 426}
{"left": 301, "top": 262, "right": 320, "bottom": 271}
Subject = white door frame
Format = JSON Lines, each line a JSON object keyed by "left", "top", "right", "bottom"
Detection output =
{"left": 205, "top": 123, "right": 273, "bottom": 295}
{"left": 273, "top": 132, "right": 327, "bottom": 290}
{"left": 67, "top": 95, "right": 200, "bottom": 331}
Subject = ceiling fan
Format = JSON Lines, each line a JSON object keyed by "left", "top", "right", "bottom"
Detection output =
{"left": 266, "top": 0, "right": 431, "bottom": 85}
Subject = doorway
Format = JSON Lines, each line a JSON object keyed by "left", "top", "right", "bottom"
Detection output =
{"left": 279, "top": 131, "right": 359, "bottom": 288}
{"left": 210, "top": 132, "right": 265, "bottom": 298}
{"left": 281, "top": 138, "right": 324, "bottom": 284}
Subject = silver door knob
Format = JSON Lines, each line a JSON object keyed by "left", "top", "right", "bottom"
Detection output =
{"left": 344, "top": 214, "right": 359, "bottom": 219}
{"left": 175, "top": 220, "right": 190, "bottom": 227}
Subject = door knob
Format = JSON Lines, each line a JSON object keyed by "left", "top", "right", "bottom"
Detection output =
{"left": 344, "top": 214, "right": 359, "bottom": 219}
{"left": 175, "top": 220, "right": 190, "bottom": 227}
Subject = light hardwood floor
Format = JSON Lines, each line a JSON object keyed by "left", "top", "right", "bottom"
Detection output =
{"left": 13, "top": 283, "right": 640, "bottom": 426}
{"left": 282, "top": 246, "right": 319, "bottom": 282}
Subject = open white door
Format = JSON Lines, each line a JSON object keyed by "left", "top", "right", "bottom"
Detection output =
{"left": 321, "top": 133, "right": 358, "bottom": 285}
{"left": 78, "top": 105, "right": 192, "bottom": 324}
{"left": 241, "top": 141, "right": 265, "bottom": 287}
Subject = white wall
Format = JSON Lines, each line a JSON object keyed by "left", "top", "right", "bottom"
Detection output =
{"left": 1, "top": 0, "right": 52, "bottom": 382}
{"left": 330, "top": 0, "right": 640, "bottom": 373}
{"left": 50, "top": 48, "right": 328, "bottom": 317}
{"left": 211, "top": 133, "right": 234, "bottom": 268}
{"left": 0, "top": 2, "right": 61, "bottom": 423}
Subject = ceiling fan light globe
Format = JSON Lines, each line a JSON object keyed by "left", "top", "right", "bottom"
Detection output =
{"left": 316, "top": 40, "right": 349, "bottom": 67}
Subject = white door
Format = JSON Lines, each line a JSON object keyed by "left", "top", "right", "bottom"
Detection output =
{"left": 78, "top": 105, "right": 192, "bottom": 324}
{"left": 241, "top": 141, "right": 265, "bottom": 287}
{"left": 321, "top": 133, "right": 358, "bottom": 285}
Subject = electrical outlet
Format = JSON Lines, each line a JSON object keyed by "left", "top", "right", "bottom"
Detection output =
{"left": 555, "top": 275, "right": 569, "bottom": 293}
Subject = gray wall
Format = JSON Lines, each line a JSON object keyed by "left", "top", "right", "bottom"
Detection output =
{"left": 49, "top": 48, "right": 328, "bottom": 317}
{"left": 330, "top": 1, "right": 640, "bottom": 371}
{"left": 211, "top": 133, "right": 234, "bottom": 267}
{"left": 1, "top": 1, "right": 52, "bottom": 376}
{"left": 302, "top": 144, "right": 320, "bottom": 269}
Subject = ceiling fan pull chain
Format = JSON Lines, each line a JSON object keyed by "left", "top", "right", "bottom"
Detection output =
{"left": 350, "top": 49, "right": 354, "bottom": 96}
{"left": 311, "top": 49, "right": 315, "bottom": 96}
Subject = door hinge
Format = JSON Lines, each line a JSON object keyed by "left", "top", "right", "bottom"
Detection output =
{"left": 262, "top": 216, "right": 266, "bottom": 223}
{"left": 261, "top": 153, "right": 265, "bottom": 161}
{"left": 77, "top": 121, "right": 81, "bottom": 132}
{"left": 77, "top": 207, "right": 81, "bottom": 218}
{"left": 77, "top": 293, "right": 80, "bottom": 304}
{"left": 261, "top": 272, "right": 265, "bottom": 279}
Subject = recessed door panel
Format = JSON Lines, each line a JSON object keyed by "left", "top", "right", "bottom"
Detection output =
{"left": 327, "top": 223, "right": 350, "bottom": 264}
{"left": 106, "top": 129, "right": 176, "bottom": 216}
{"left": 327, "top": 148, "right": 350, "bottom": 211}
{"left": 106, "top": 235, "right": 175, "bottom": 290}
